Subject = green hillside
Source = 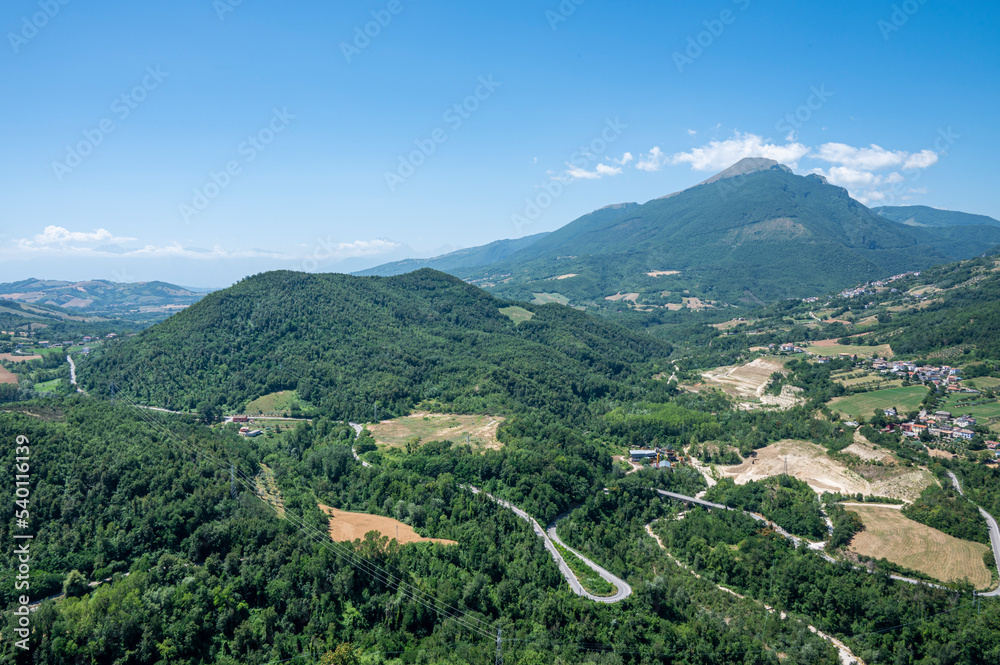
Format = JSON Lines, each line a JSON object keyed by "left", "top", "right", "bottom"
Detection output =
{"left": 464, "top": 160, "right": 974, "bottom": 306}
{"left": 79, "top": 269, "right": 671, "bottom": 419}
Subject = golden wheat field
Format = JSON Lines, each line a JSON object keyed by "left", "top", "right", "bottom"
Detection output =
{"left": 846, "top": 504, "right": 992, "bottom": 589}
{"left": 318, "top": 504, "right": 457, "bottom": 546}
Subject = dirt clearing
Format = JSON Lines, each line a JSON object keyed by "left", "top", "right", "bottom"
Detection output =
{"left": 646, "top": 270, "right": 680, "bottom": 277}
{"left": 319, "top": 504, "right": 457, "bottom": 546}
{"left": 0, "top": 366, "right": 18, "bottom": 385}
{"left": 0, "top": 354, "right": 41, "bottom": 362}
{"left": 605, "top": 292, "right": 640, "bottom": 302}
{"left": 718, "top": 439, "right": 935, "bottom": 502}
{"left": 841, "top": 430, "right": 897, "bottom": 464}
{"left": 368, "top": 412, "right": 504, "bottom": 451}
{"left": 846, "top": 505, "right": 991, "bottom": 589}
{"left": 699, "top": 358, "right": 796, "bottom": 409}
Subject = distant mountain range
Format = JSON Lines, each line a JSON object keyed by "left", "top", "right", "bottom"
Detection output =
{"left": 362, "top": 159, "right": 1000, "bottom": 309}
{"left": 0, "top": 279, "right": 210, "bottom": 320}
{"left": 873, "top": 205, "right": 1000, "bottom": 228}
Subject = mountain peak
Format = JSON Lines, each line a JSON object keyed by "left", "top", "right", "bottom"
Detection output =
{"left": 699, "top": 157, "right": 793, "bottom": 186}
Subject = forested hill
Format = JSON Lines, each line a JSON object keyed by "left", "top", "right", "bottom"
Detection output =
{"left": 78, "top": 269, "right": 671, "bottom": 419}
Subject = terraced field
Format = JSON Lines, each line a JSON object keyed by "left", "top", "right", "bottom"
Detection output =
{"left": 845, "top": 504, "right": 992, "bottom": 589}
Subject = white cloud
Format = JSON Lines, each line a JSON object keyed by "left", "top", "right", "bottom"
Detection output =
{"left": 687, "top": 129, "right": 697, "bottom": 136}
{"left": 665, "top": 131, "right": 942, "bottom": 205}
{"left": 636, "top": 147, "right": 668, "bottom": 172}
{"left": 610, "top": 152, "right": 633, "bottom": 166}
{"left": 669, "top": 132, "right": 810, "bottom": 171}
{"left": 23, "top": 226, "right": 136, "bottom": 247}
{"left": 559, "top": 160, "right": 625, "bottom": 182}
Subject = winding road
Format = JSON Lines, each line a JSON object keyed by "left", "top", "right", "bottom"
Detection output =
{"left": 947, "top": 471, "right": 1000, "bottom": 597}
{"left": 655, "top": 489, "right": 949, "bottom": 587}
{"left": 347, "top": 422, "right": 630, "bottom": 601}
{"left": 466, "top": 487, "right": 632, "bottom": 603}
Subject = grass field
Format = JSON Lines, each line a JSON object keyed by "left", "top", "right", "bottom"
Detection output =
{"left": 803, "top": 341, "right": 894, "bottom": 357}
{"left": 243, "top": 390, "right": 309, "bottom": 415}
{"left": 940, "top": 395, "right": 1000, "bottom": 431}
{"left": 499, "top": 306, "right": 534, "bottom": 325}
{"left": 531, "top": 292, "right": 570, "bottom": 305}
{"left": 33, "top": 378, "right": 62, "bottom": 392}
{"left": 832, "top": 371, "right": 903, "bottom": 389}
{"left": 966, "top": 377, "right": 1000, "bottom": 390}
{"left": 368, "top": 412, "right": 503, "bottom": 451}
{"left": 845, "top": 505, "right": 991, "bottom": 589}
{"left": 0, "top": 366, "right": 17, "bottom": 385}
{"left": 829, "top": 386, "right": 929, "bottom": 419}
{"left": 318, "top": 504, "right": 456, "bottom": 546}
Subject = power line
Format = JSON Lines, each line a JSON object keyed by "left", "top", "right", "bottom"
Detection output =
{"left": 111, "top": 389, "right": 497, "bottom": 640}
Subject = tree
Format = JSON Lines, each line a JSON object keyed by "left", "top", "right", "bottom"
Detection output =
{"left": 319, "top": 643, "right": 360, "bottom": 665}
{"left": 63, "top": 569, "right": 89, "bottom": 597}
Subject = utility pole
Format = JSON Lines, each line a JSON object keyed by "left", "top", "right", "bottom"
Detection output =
{"left": 374, "top": 400, "right": 378, "bottom": 423}
{"left": 495, "top": 627, "right": 503, "bottom": 665}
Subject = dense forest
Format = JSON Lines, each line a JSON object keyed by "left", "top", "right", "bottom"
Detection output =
{"left": 3, "top": 397, "right": 848, "bottom": 664}
{"left": 78, "top": 270, "right": 672, "bottom": 421}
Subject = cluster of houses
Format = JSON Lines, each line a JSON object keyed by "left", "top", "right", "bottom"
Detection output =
{"left": 226, "top": 415, "right": 264, "bottom": 437}
{"left": 870, "top": 359, "right": 968, "bottom": 392}
{"left": 896, "top": 409, "right": 978, "bottom": 442}
{"left": 629, "top": 448, "right": 685, "bottom": 470}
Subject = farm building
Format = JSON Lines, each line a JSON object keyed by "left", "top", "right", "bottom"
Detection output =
{"left": 630, "top": 449, "right": 657, "bottom": 461}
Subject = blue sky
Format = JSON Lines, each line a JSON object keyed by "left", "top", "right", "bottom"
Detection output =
{"left": 2, "top": 0, "right": 997, "bottom": 286}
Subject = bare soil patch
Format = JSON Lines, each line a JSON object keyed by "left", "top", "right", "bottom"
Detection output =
{"left": 846, "top": 505, "right": 991, "bottom": 589}
{"left": 842, "top": 431, "right": 897, "bottom": 464}
{"left": 605, "top": 292, "right": 640, "bottom": 302}
{"left": 0, "top": 366, "right": 18, "bottom": 385}
{"left": 318, "top": 504, "right": 457, "bottom": 545}
{"left": 701, "top": 357, "right": 788, "bottom": 401}
{"left": 927, "top": 447, "right": 958, "bottom": 460}
{"left": 0, "top": 354, "right": 41, "bottom": 362}
{"left": 552, "top": 273, "right": 578, "bottom": 280}
{"left": 718, "top": 439, "right": 935, "bottom": 501}
{"left": 368, "top": 412, "right": 503, "bottom": 451}
{"left": 646, "top": 270, "right": 680, "bottom": 277}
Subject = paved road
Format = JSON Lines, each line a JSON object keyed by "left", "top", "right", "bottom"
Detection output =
{"left": 947, "top": 471, "right": 1000, "bottom": 597}
{"left": 66, "top": 355, "right": 85, "bottom": 393}
{"left": 466, "top": 485, "right": 631, "bottom": 603}
{"left": 348, "top": 422, "right": 371, "bottom": 467}
{"left": 656, "top": 489, "right": 950, "bottom": 584}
